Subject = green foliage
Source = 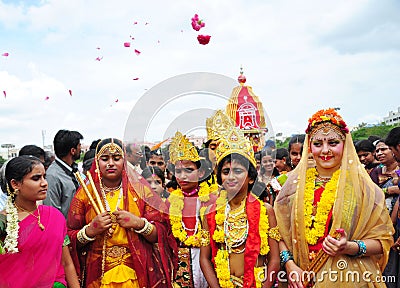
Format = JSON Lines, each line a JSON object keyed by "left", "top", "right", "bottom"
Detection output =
{"left": 276, "top": 137, "right": 291, "bottom": 149}
{"left": 351, "top": 123, "right": 398, "bottom": 142}
{"left": 0, "top": 156, "right": 6, "bottom": 166}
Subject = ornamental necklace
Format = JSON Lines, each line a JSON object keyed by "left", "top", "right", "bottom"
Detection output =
{"left": 224, "top": 196, "right": 248, "bottom": 254}
{"left": 15, "top": 203, "right": 45, "bottom": 231}
{"left": 100, "top": 186, "right": 123, "bottom": 237}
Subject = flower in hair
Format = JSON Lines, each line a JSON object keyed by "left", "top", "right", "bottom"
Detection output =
{"left": 306, "top": 108, "right": 349, "bottom": 134}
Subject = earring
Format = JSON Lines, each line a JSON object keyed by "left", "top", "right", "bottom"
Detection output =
{"left": 14, "top": 188, "right": 19, "bottom": 195}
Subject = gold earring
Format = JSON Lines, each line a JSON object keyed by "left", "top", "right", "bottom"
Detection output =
{"left": 14, "top": 188, "right": 19, "bottom": 195}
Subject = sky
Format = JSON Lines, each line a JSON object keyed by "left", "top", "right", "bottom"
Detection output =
{"left": 0, "top": 0, "right": 399, "bottom": 151}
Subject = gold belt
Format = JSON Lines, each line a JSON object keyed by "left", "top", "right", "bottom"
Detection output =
{"left": 106, "top": 246, "right": 128, "bottom": 258}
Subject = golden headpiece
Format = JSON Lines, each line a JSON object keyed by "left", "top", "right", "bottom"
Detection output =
{"left": 206, "top": 109, "right": 236, "bottom": 141}
{"left": 169, "top": 131, "right": 201, "bottom": 164}
{"left": 306, "top": 108, "right": 349, "bottom": 140}
{"left": 215, "top": 124, "right": 256, "bottom": 168}
{"left": 96, "top": 138, "right": 124, "bottom": 158}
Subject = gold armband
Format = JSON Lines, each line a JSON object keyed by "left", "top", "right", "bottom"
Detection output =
{"left": 268, "top": 226, "right": 281, "bottom": 242}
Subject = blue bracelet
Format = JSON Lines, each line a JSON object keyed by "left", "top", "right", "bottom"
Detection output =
{"left": 350, "top": 240, "right": 367, "bottom": 257}
{"left": 280, "top": 250, "right": 294, "bottom": 267}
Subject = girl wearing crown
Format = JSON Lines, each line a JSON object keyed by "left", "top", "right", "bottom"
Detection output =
{"left": 168, "top": 131, "right": 218, "bottom": 288}
{"left": 274, "top": 108, "right": 393, "bottom": 287}
{"left": 199, "top": 126, "right": 280, "bottom": 288}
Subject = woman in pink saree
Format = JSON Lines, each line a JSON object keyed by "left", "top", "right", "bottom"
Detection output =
{"left": 0, "top": 155, "right": 79, "bottom": 288}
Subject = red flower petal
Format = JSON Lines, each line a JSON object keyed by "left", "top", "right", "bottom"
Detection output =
{"left": 134, "top": 49, "right": 141, "bottom": 55}
{"left": 3, "top": 91, "right": 6, "bottom": 98}
{"left": 133, "top": 21, "right": 138, "bottom": 25}
{"left": 133, "top": 77, "right": 139, "bottom": 80}
{"left": 124, "top": 42, "right": 131, "bottom": 47}
{"left": 95, "top": 56, "right": 103, "bottom": 61}
{"left": 68, "top": 89, "right": 72, "bottom": 96}
{"left": 115, "top": 99, "right": 119, "bottom": 103}
{"left": 45, "top": 96, "right": 50, "bottom": 100}
{"left": 197, "top": 35, "right": 211, "bottom": 45}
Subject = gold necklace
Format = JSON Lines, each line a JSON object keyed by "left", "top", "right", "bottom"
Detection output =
{"left": 101, "top": 182, "right": 122, "bottom": 193}
{"left": 15, "top": 204, "right": 45, "bottom": 231}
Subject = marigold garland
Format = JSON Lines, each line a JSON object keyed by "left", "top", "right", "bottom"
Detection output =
{"left": 213, "top": 190, "right": 269, "bottom": 287}
{"left": 304, "top": 168, "right": 340, "bottom": 245}
{"left": 169, "top": 182, "right": 216, "bottom": 247}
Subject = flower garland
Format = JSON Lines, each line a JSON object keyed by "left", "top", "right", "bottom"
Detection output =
{"left": 3, "top": 196, "right": 19, "bottom": 253}
{"left": 213, "top": 190, "right": 269, "bottom": 288}
{"left": 304, "top": 168, "right": 340, "bottom": 245}
{"left": 169, "top": 182, "right": 216, "bottom": 247}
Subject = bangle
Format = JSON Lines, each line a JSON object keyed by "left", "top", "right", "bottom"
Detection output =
{"left": 280, "top": 250, "right": 294, "bottom": 267}
{"left": 134, "top": 218, "right": 154, "bottom": 236}
{"left": 77, "top": 224, "right": 96, "bottom": 244}
{"left": 383, "top": 188, "right": 388, "bottom": 195}
{"left": 350, "top": 240, "right": 367, "bottom": 257}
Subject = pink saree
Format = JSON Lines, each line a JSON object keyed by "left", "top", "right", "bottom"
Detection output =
{"left": 0, "top": 205, "right": 67, "bottom": 288}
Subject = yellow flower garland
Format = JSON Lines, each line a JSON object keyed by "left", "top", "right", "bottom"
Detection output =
{"left": 213, "top": 190, "right": 269, "bottom": 288}
{"left": 304, "top": 168, "right": 340, "bottom": 245}
{"left": 169, "top": 182, "right": 217, "bottom": 247}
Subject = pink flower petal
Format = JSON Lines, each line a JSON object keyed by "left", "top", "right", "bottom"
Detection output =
{"left": 68, "top": 89, "right": 72, "bottom": 96}
{"left": 45, "top": 96, "right": 50, "bottom": 100}
{"left": 133, "top": 77, "right": 139, "bottom": 80}
{"left": 115, "top": 99, "right": 119, "bottom": 103}
{"left": 134, "top": 49, "right": 141, "bottom": 55}
{"left": 124, "top": 42, "right": 131, "bottom": 47}
{"left": 3, "top": 91, "right": 6, "bottom": 98}
{"left": 95, "top": 56, "right": 103, "bottom": 61}
{"left": 133, "top": 21, "right": 138, "bottom": 25}
{"left": 2, "top": 52, "right": 9, "bottom": 57}
{"left": 197, "top": 34, "right": 211, "bottom": 45}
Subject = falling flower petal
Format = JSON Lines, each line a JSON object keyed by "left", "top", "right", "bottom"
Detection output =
{"left": 96, "top": 47, "right": 101, "bottom": 50}
{"left": 124, "top": 42, "right": 131, "bottom": 47}
{"left": 134, "top": 49, "right": 141, "bottom": 55}
{"left": 197, "top": 34, "right": 211, "bottom": 45}
{"left": 181, "top": 29, "right": 184, "bottom": 33}
{"left": 95, "top": 56, "right": 103, "bottom": 61}
{"left": 191, "top": 14, "right": 205, "bottom": 31}
{"left": 157, "top": 40, "right": 160, "bottom": 44}
{"left": 133, "top": 77, "right": 139, "bottom": 80}
{"left": 2, "top": 52, "right": 9, "bottom": 57}
{"left": 145, "top": 22, "right": 149, "bottom": 25}
{"left": 3, "top": 91, "right": 6, "bottom": 98}
{"left": 45, "top": 96, "right": 50, "bottom": 101}
{"left": 130, "top": 35, "right": 135, "bottom": 40}
{"left": 133, "top": 21, "right": 138, "bottom": 25}
{"left": 115, "top": 99, "right": 119, "bottom": 103}
{"left": 68, "top": 90, "right": 72, "bottom": 96}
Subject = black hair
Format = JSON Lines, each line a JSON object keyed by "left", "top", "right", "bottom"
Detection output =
{"left": 53, "top": 129, "right": 83, "bottom": 158}
{"left": 355, "top": 139, "right": 375, "bottom": 153}
{"left": 4, "top": 155, "right": 43, "bottom": 196}
{"left": 216, "top": 153, "right": 258, "bottom": 191}
{"left": 141, "top": 166, "right": 165, "bottom": 185}
{"left": 288, "top": 134, "right": 305, "bottom": 152}
{"left": 385, "top": 127, "right": 400, "bottom": 147}
{"left": 275, "top": 148, "right": 289, "bottom": 160}
{"left": 82, "top": 149, "right": 96, "bottom": 172}
{"left": 19, "top": 145, "right": 45, "bottom": 159}
{"left": 89, "top": 139, "right": 101, "bottom": 150}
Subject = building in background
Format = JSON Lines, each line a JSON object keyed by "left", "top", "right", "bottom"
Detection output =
{"left": 384, "top": 107, "right": 400, "bottom": 125}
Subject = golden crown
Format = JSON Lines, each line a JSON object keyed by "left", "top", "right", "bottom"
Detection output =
{"left": 169, "top": 131, "right": 201, "bottom": 164}
{"left": 206, "top": 109, "right": 236, "bottom": 141}
{"left": 215, "top": 124, "right": 256, "bottom": 168}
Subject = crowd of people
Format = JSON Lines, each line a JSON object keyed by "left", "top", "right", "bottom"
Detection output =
{"left": 0, "top": 108, "right": 399, "bottom": 288}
